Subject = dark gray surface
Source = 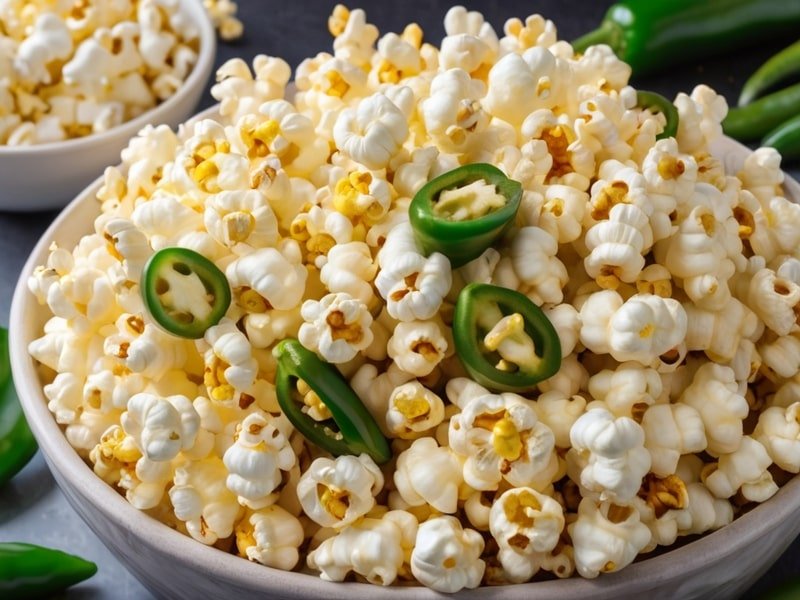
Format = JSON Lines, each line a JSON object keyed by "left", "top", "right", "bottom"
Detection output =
{"left": 0, "top": 1, "right": 798, "bottom": 598}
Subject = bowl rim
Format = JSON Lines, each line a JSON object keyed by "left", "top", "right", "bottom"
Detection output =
{"left": 0, "top": 0, "right": 216, "bottom": 156}
{"left": 9, "top": 121, "right": 800, "bottom": 598}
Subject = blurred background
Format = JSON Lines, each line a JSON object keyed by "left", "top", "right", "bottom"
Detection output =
{"left": 1, "top": 1, "right": 798, "bottom": 598}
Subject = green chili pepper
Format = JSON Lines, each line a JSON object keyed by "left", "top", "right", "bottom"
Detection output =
{"left": 453, "top": 283, "right": 561, "bottom": 393}
{"left": 636, "top": 90, "right": 679, "bottom": 140}
{"left": 572, "top": 0, "right": 800, "bottom": 77}
{"left": 273, "top": 339, "right": 391, "bottom": 464}
{"left": 0, "top": 327, "right": 37, "bottom": 487}
{"left": 408, "top": 163, "right": 522, "bottom": 268}
{"left": 141, "top": 247, "right": 231, "bottom": 339}
{"left": 739, "top": 39, "right": 800, "bottom": 106}
{"left": 0, "top": 542, "right": 97, "bottom": 599}
{"left": 723, "top": 82, "right": 800, "bottom": 142}
{"left": 762, "top": 113, "right": 800, "bottom": 162}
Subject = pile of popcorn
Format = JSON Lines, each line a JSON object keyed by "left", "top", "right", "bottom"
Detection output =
{"left": 0, "top": 0, "right": 199, "bottom": 145}
{"left": 28, "top": 5, "right": 800, "bottom": 593}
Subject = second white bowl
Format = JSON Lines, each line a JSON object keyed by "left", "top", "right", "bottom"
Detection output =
{"left": 0, "top": 0, "right": 216, "bottom": 212}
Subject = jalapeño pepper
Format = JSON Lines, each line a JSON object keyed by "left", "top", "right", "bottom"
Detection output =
{"left": 572, "top": 0, "right": 800, "bottom": 77}
{"left": 636, "top": 90, "right": 679, "bottom": 141}
{"left": 141, "top": 247, "right": 231, "bottom": 339}
{"left": 0, "top": 542, "right": 97, "bottom": 599}
{"left": 723, "top": 82, "right": 800, "bottom": 143}
{"left": 738, "top": 39, "right": 800, "bottom": 106}
{"left": 453, "top": 283, "right": 561, "bottom": 393}
{"left": 0, "top": 327, "right": 37, "bottom": 487}
{"left": 408, "top": 164, "right": 522, "bottom": 268}
{"left": 762, "top": 113, "right": 800, "bottom": 162}
{"left": 273, "top": 339, "right": 391, "bottom": 464}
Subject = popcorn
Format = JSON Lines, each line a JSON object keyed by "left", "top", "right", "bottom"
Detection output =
{"left": 235, "top": 505, "right": 304, "bottom": 570}
{"left": 376, "top": 223, "right": 452, "bottom": 322}
{"left": 393, "top": 436, "right": 464, "bottom": 513}
{"left": 680, "top": 363, "right": 749, "bottom": 456}
{"left": 1, "top": 0, "right": 198, "bottom": 146}
{"left": 333, "top": 92, "right": 409, "bottom": 170}
{"left": 298, "top": 292, "right": 374, "bottom": 363}
{"left": 489, "top": 487, "right": 565, "bottom": 582}
{"left": 121, "top": 392, "right": 200, "bottom": 462}
{"left": 204, "top": 0, "right": 244, "bottom": 41}
{"left": 753, "top": 403, "right": 800, "bottom": 472}
{"left": 204, "top": 190, "right": 280, "bottom": 255}
{"left": 222, "top": 412, "right": 296, "bottom": 509}
{"left": 587, "top": 362, "right": 662, "bottom": 419}
{"left": 226, "top": 242, "right": 308, "bottom": 311}
{"left": 297, "top": 454, "right": 384, "bottom": 529}
{"left": 387, "top": 320, "right": 449, "bottom": 377}
{"left": 420, "top": 68, "right": 488, "bottom": 153}
{"left": 569, "top": 499, "right": 652, "bottom": 578}
{"left": 410, "top": 516, "right": 485, "bottom": 593}
{"left": 567, "top": 408, "right": 651, "bottom": 504}
{"left": 440, "top": 5, "right": 498, "bottom": 78}
{"left": 169, "top": 456, "right": 244, "bottom": 545}
{"left": 641, "top": 403, "right": 707, "bottom": 477}
{"left": 319, "top": 242, "right": 377, "bottom": 305}
{"left": 484, "top": 48, "right": 564, "bottom": 128}
{"left": 494, "top": 226, "right": 567, "bottom": 305}
{"left": 14, "top": 13, "right": 73, "bottom": 85}
{"left": 385, "top": 381, "right": 445, "bottom": 439}
{"left": 212, "top": 56, "right": 291, "bottom": 122}
{"left": 308, "top": 510, "right": 417, "bottom": 586}
{"left": 201, "top": 318, "right": 258, "bottom": 407}
{"left": 702, "top": 436, "right": 778, "bottom": 502}
{"left": 449, "top": 385, "right": 558, "bottom": 491}
{"left": 584, "top": 203, "right": 649, "bottom": 290}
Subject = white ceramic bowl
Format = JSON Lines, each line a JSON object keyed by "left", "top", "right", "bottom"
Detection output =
{"left": 9, "top": 127, "right": 800, "bottom": 599}
{"left": 0, "top": 0, "right": 215, "bottom": 212}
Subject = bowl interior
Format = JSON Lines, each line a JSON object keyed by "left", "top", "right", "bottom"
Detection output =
{"left": 9, "top": 126, "right": 800, "bottom": 599}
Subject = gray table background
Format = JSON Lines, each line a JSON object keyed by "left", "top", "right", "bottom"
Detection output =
{"left": 1, "top": 1, "right": 798, "bottom": 597}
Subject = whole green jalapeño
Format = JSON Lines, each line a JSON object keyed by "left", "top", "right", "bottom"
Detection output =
{"left": 273, "top": 339, "right": 391, "bottom": 464}
{"left": 141, "top": 247, "right": 231, "bottom": 339}
{"left": 0, "top": 327, "right": 37, "bottom": 488}
{"left": 453, "top": 283, "right": 562, "bottom": 392}
{"left": 0, "top": 542, "right": 97, "bottom": 598}
{"left": 409, "top": 163, "right": 522, "bottom": 268}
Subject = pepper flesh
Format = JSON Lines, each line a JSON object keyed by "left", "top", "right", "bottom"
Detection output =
{"left": 141, "top": 247, "right": 231, "bottom": 339}
{"left": 724, "top": 82, "right": 800, "bottom": 143}
{"left": 572, "top": 0, "right": 800, "bottom": 77}
{"left": 453, "top": 283, "right": 561, "bottom": 392}
{"left": 0, "top": 327, "right": 37, "bottom": 487}
{"left": 636, "top": 90, "right": 679, "bottom": 141}
{"left": 409, "top": 163, "right": 522, "bottom": 268}
{"left": 0, "top": 542, "right": 97, "bottom": 599}
{"left": 739, "top": 39, "right": 800, "bottom": 106}
{"left": 273, "top": 339, "right": 391, "bottom": 464}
